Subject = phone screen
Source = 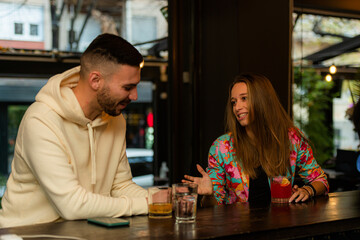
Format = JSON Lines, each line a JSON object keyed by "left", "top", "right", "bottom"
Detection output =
{"left": 87, "top": 217, "right": 130, "bottom": 227}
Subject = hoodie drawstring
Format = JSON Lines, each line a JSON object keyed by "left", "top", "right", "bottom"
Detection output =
{"left": 87, "top": 123, "right": 96, "bottom": 185}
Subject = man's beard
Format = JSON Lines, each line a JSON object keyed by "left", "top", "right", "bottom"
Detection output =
{"left": 97, "top": 85, "right": 130, "bottom": 116}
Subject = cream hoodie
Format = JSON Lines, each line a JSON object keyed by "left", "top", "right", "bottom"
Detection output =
{"left": 0, "top": 66, "right": 148, "bottom": 228}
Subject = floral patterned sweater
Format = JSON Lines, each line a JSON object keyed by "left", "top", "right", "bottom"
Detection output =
{"left": 207, "top": 128, "right": 329, "bottom": 204}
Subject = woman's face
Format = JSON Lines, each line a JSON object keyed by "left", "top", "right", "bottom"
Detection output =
{"left": 231, "top": 82, "right": 249, "bottom": 127}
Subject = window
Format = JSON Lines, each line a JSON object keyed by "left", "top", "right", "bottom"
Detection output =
{"left": 0, "top": 78, "right": 47, "bottom": 180}
{"left": 131, "top": 16, "right": 157, "bottom": 52}
{"left": 334, "top": 128, "right": 341, "bottom": 139}
{"left": 293, "top": 14, "right": 360, "bottom": 166}
{"left": 334, "top": 128, "right": 341, "bottom": 150}
{"left": 30, "top": 24, "right": 38, "bottom": 36}
{"left": 14, "top": 23, "right": 23, "bottom": 35}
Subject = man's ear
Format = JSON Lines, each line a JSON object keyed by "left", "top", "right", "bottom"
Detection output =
{"left": 88, "top": 71, "right": 102, "bottom": 90}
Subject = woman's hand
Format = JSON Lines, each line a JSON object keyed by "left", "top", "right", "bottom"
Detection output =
{"left": 289, "top": 185, "right": 312, "bottom": 203}
{"left": 182, "top": 164, "right": 213, "bottom": 195}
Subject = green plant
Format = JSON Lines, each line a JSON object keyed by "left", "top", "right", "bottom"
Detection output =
{"left": 0, "top": 175, "right": 7, "bottom": 209}
{"left": 8, "top": 105, "right": 28, "bottom": 151}
{"left": 0, "top": 175, "right": 7, "bottom": 186}
{"left": 293, "top": 67, "right": 336, "bottom": 165}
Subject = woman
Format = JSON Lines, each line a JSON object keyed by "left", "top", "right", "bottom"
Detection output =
{"left": 183, "top": 73, "right": 329, "bottom": 204}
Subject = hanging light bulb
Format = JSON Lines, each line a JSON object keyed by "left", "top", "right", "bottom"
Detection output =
{"left": 325, "top": 74, "right": 332, "bottom": 82}
{"left": 329, "top": 64, "right": 337, "bottom": 74}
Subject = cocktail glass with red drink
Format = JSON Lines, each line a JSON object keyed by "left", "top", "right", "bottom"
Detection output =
{"left": 271, "top": 176, "right": 292, "bottom": 204}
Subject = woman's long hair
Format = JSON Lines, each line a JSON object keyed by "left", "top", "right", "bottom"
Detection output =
{"left": 225, "top": 73, "right": 298, "bottom": 178}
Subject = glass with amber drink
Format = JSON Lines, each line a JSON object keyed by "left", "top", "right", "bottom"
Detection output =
{"left": 148, "top": 186, "right": 172, "bottom": 218}
{"left": 270, "top": 176, "right": 292, "bottom": 203}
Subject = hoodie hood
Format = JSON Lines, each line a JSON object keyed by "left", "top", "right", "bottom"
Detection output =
{"left": 36, "top": 66, "right": 110, "bottom": 127}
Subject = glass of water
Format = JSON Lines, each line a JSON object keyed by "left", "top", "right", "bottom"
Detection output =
{"left": 172, "top": 183, "right": 198, "bottom": 223}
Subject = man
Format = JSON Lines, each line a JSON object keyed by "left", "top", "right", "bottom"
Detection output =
{"left": 0, "top": 34, "right": 148, "bottom": 228}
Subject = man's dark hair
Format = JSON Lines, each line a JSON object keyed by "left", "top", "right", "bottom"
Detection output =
{"left": 82, "top": 33, "right": 143, "bottom": 66}
{"left": 80, "top": 34, "right": 143, "bottom": 79}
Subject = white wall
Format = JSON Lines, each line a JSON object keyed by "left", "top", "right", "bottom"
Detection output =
{"left": 0, "top": 1, "right": 44, "bottom": 42}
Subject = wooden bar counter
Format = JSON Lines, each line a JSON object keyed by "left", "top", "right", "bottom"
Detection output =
{"left": 1, "top": 191, "right": 360, "bottom": 239}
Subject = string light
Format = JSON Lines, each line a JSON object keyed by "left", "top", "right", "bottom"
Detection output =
{"left": 329, "top": 64, "right": 337, "bottom": 74}
{"left": 325, "top": 74, "right": 332, "bottom": 82}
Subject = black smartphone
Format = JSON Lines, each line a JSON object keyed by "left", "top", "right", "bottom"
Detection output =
{"left": 87, "top": 217, "right": 130, "bottom": 227}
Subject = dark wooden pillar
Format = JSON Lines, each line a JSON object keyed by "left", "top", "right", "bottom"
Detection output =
{"left": 168, "top": 0, "right": 196, "bottom": 183}
{"left": 236, "top": 1, "right": 293, "bottom": 113}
